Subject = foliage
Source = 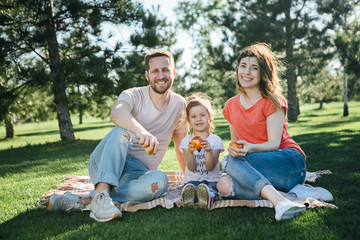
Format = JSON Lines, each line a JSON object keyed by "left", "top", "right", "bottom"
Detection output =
{"left": 113, "top": 8, "right": 185, "bottom": 96}
{"left": 175, "top": 0, "right": 357, "bottom": 121}
{"left": 0, "top": 0, "right": 143, "bottom": 140}
{"left": 334, "top": 17, "right": 360, "bottom": 100}
{"left": 298, "top": 65, "right": 342, "bottom": 107}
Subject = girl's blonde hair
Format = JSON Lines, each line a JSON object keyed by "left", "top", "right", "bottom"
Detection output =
{"left": 185, "top": 92, "right": 215, "bottom": 133}
{"left": 235, "top": 42, "right": 284, "bottom": 109}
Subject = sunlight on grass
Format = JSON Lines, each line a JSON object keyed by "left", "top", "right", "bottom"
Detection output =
{"left": 1, "top": 101, "right": 360, "bottom": 239}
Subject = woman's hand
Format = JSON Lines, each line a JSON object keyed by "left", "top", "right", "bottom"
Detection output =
{"left": 227, "top": 140, "right": 251, "bottom": 157}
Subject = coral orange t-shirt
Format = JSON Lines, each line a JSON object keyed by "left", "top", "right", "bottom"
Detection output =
{"left": 222, "top": 95, "right": 305, "bottom": 158}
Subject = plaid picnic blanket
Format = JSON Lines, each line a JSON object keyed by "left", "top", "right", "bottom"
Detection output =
{"left": 40, "top": 170, "right": 336, "bottom": 212}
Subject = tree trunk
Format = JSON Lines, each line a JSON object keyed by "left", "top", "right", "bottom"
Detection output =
{"left": 296, "top": 97, "right": 300, "bottom": 115}
{"left": 77, "top": 85, "right": 83, "bottom": 124}
{"left": 46, "top": 0, "right": 75, "bottom": 141}
{"left": 5, "top": 115, "right": 14, "bottom": 138}
{"left": 285, "top": 5, "right": 298, "bottom": 122}
{"left": 319, "top": 100, "right": 323, "bottom": 110}
{"left": 343, "top": 68, "right": 349, "bottom": 116}
{"left": 79, "top": 108, "right": 83, "bottom": 125}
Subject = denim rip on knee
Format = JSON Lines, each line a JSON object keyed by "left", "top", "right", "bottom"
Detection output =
{"left": 218, "top": 174, "right": 235, "bottom": 198}
{"left": 120, "top": 131, "right": 132, "bottom": 143}
{"left": 147, "top": 180, "right": 167, "bottom": 199}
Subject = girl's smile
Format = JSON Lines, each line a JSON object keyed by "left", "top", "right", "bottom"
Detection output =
{"left": 188, "top": 105, "right": 211, "bottom": 134}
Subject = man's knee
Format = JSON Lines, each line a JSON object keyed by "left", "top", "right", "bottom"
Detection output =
{"left": 147, "top": 170, "right": 168, "bottom": 195}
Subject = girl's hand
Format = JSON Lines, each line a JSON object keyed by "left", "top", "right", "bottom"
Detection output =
{"left": 201, "top": 139, "right": 211, "bottom": 152}
{"left": 227, "top": 140, "right": 250, "bottom": 157}
{"left": 188, "top": 142, "right": 197, "bottom": 153}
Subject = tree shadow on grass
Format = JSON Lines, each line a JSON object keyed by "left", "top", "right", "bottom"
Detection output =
{"left": 302, "top": 112, "right": 339, "bottom": 118}
{"left": 13, "top": 124, "right": 115, "bottom": 138}
{"left": 0, "top": 130, "right": 359, "bottom": 239}
{"left": 307, "top": 118, "right": 360, "bottom": 130}
{"left": 0, "top": 208, "right": 94, "bottom": 239}
{"left": 1, "top": 198, "right": 357, "bottom": 239}
{"left": 293, "top": 129, "right": 360, "bottom": 194}
{"left": 0, "top": 140, "right": 100, "bottom": 177}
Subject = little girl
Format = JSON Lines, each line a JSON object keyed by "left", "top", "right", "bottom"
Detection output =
{"left": 180, "top": 93, "right": 224, "bottom": 209}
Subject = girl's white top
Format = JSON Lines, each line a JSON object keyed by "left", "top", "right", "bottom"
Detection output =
{"left": 180, "top": 133, "right": 224, "bottom": 183}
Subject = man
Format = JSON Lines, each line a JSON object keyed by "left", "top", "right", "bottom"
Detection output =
{"left": 48, "top": 49, "right": 187, "bottom": 222}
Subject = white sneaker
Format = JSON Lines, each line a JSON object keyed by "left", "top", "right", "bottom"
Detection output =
{"left": 196, "top": 184, "right": 213, "bottom": 210}
{"left": 90, "top": 190, "right": 122, "bottom": 222}
{"left": 289, "top": 184, "right": 334, "bottom": 202}
{"left": 275, "top": 200, "right": 306, "bottom": 221}
{"left": 47, "top": 192, "right": 83, "bottom": 212}
{"left": 181, "top": 183, "right": 196, "bottom": 208}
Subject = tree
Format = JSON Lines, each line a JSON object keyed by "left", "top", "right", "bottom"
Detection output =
{"left": 298, "top": 64, "right": 342, "bottom": 109}
{"left": 176, "top": 0, "right": 354, "bottom": 121}
{"left": 0, "top": 0, "right": 142, "bottom": 140}
{"left": 334, "top": 12, "right": 360, "bottom": 116}
{"left": 113, "top": 7, "right": 184, "bottom": 95}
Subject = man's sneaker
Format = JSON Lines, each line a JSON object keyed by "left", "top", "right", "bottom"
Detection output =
{"left": 181, "top": 183, "right": 196, "bottom": 208}
{"left": 289, "top": 184, "right": 334, "bottom": 202}
{"left": 47, "top": 192, "right": 83, "bottom": 212}
{"left": 196, "top": 183, "right": 213, "bottom": 210}
{"left": 90, "top": 190, "right": 122, "bottom": 222}
{"left": 275, "top": 200, "right": 306, "bottom": 221}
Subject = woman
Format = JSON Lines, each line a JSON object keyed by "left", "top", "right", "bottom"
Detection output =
{"left": 217, "top": 43, "right": 332, "bottom": 221}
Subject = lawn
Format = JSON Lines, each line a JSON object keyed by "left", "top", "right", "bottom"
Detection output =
{"left": 0, "top": 101, "right": 359, "bottom": 240}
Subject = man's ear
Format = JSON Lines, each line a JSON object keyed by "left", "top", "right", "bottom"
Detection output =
{"left": 145, "top": 71, "right": 149, "bottom": 81}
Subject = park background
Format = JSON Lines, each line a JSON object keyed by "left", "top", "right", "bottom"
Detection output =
{"left": 0, "top": 0, "right": 359, "bottom": 239}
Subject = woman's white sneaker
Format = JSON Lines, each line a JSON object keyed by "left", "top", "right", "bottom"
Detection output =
{"left": 289, "top": 184, "right": 334, "bottom": 202}
{"left": 275, "top": 200, "right": 306, "bottom": 221}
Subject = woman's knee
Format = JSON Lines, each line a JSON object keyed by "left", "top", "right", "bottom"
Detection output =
{"left": 217, "top": 175, "right": 234, "bottom": 196}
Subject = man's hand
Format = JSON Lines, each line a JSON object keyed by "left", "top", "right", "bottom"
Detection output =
{"left": 138, "top": 130, "right": 159, "bottom": 155}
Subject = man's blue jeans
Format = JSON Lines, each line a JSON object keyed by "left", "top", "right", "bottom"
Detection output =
{"left": 222, "top": 148, "right": 306, "bottom": 200}
{"left": 88, "top": 126, "right": 168, "bottom": 203}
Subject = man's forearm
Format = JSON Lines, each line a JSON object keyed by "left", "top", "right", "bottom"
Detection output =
{"left": 110, "top": 101, "right": 147, "bottom": 137}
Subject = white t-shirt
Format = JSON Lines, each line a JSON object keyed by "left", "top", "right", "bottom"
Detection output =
{"left": 180, "top": 133, "right": 224, "bottom": 183}
{"left": 118, "top": 86, "right": 187, "bottom": 170}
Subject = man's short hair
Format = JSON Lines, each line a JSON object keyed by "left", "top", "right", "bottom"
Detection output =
{"left": 144, "top": 49, "right": 175, "bottom": 71}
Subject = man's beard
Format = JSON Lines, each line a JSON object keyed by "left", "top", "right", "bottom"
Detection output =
{"left": 149, "top": 78, "right": 172, "bottom": 94}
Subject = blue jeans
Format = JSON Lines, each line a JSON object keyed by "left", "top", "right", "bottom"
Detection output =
{"left": 88, "top": 126, "right": 169, "bottom": 203}
{"left": 222, "top": 148, "right": 306, "bottom": 200}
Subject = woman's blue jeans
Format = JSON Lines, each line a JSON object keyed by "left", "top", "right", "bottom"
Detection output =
{"left": 222, "top": 148, "right": 306, "bottom": 200}
{"left": 88, "top": 126, "right": 168, "bottom": 203}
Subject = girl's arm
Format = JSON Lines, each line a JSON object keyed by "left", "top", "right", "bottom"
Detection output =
{"left": 202, "top": 140, "right": 221, "bottom": 171}
{"left": 184, "top": 142, "right": 197, "bottom": 171}
{"left": 228, "top": 109, "right": 285, "bottom": 157}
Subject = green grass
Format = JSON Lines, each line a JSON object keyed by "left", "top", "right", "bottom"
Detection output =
{"left": 0, "top": 101, "right": 360, "bottom": 240}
